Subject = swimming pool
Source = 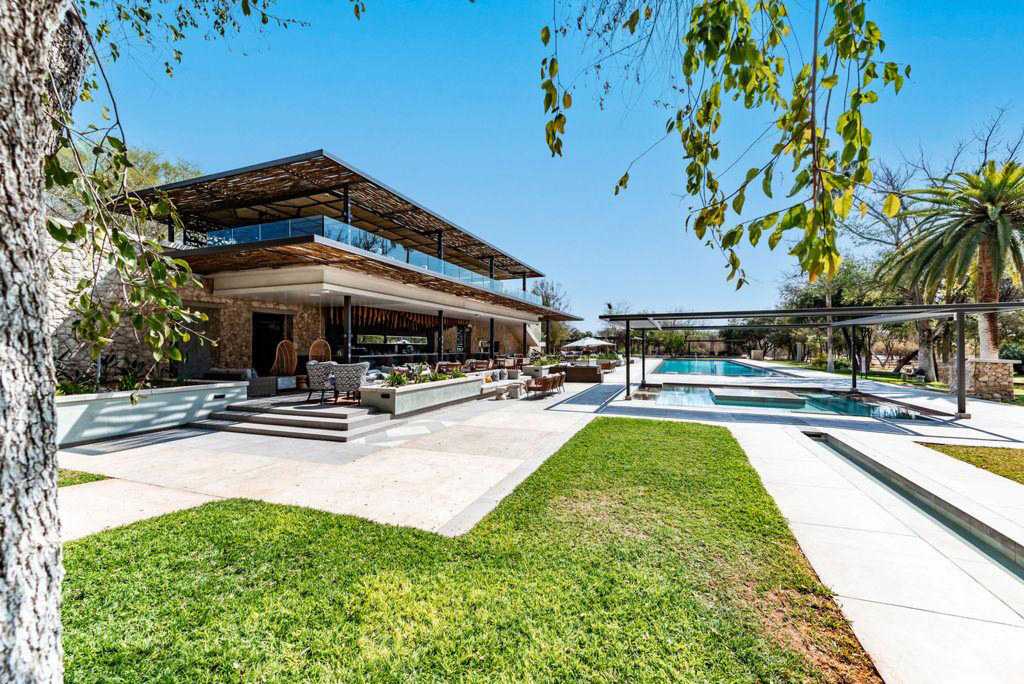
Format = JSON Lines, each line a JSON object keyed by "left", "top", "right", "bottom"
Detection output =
{"left": 653, "top": 359, "right": 778, "bottom": 377}
{"left": 655, "top": 386, "right": 927, "bottom": 420}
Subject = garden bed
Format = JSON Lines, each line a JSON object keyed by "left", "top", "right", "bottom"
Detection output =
{"left": 55, "top": 382, "right": 248, "bottom": 447}
{"left": 359, "top": 375, "right": 482, "bottom": 415}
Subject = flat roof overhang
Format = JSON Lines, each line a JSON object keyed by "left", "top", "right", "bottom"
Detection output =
{"left": 129, "top": 150, "right": 543, "bottom": 280}
{"left": 166, "top": 234, "right": 580, "bottom": 322}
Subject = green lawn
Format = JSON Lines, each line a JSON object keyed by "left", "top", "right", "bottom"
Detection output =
{"left": 62, "top": 418, "right": 876, "bottom": 682}
{"left": 58, "top": 469, "right": 107, "bottom": 488}
{"left": 926, "top": 443, "right": 1024, "bottom": 486}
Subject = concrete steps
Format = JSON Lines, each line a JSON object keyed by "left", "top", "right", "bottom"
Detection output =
{"left": 225, "top": 404, "right": 374, "bottom": 420}
{"left": 208, "top": 410, "right": 388, "bottom": 432}
{"left": 190, "top": 401, "right": 394, "bottom": 442}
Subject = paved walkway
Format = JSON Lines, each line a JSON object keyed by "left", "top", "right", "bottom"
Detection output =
{"left": 59, "top": 383, "right": 599, "bottom": 540}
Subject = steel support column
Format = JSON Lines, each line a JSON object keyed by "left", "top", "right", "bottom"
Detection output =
{"left": 344, "top": 295, "right": 353, "bottom": 363}
{"left": 544, "top": 319, "right": 551, "bottom": 355}
{"left": 625, "top": 320, "right": 632, "bottom": 399}
{"left": 641, "top": 328, "right": 647, "bottom": 388}
{"left": 849, "top": 326, "right": 857, "bottom": 391}
{"left": 343, "top": 186, "right": 352, "bottom": 224}
{"left": 956, "top": 311, "right": 969, "bottom": 418}
{"left": 488, "top": 257, "right": 494, "bottom": 279}
{"left": 488, "top": 317, "right": 495, "bottom": 360}
{"left": 436, "top": 231, "right": 444, "bottom": 260}
{"left": 522, "top": 322, "right": 527, "bottom": 357}
{"left": 437, "top": 309, "right": 445, "bottom": 362}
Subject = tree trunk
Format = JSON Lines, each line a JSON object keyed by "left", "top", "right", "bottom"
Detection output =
{"left": 1, "top": 3, "right": 86, "bottom": 681}
{"left": 825, "top": 288, "right": 834, "bottom": 373}
{"left": 915, "top": 321, "right": 936, "bottom": 382}
{"left": 976, "top": 238, "right": 1000, "bottom": 359}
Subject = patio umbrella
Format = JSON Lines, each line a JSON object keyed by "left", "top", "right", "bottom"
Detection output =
{"left": 561, "top": 337, "right": 615, "bottom": 351}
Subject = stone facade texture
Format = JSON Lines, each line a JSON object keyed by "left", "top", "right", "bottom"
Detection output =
{"left": 46, "top": 234, "right": 154, "bottom": 380}
{"left": 175, "top": 284, "right": 322, "bottom": 369}
{"left": 946, "top": 358, "right": 1016, "bottom": 403}
{"left": 46, "top": 237, "right": 324, "bottom": 378}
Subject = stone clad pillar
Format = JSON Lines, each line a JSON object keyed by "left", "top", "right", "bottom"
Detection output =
{"left": 946, "top": 358, "right": 1016, "bottom": 403}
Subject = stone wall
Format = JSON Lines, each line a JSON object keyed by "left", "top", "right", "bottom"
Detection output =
{"left": 177, "top": 283, "right": 322, "bottom": 369}
{"left": 46, "top": 234, "right": 155, "bottom": 380}
{"left": 946, "top": 358, "right": 1016, "bottom": 403}
{"left": 46, "top": 240, "right": 325, "bottom": 379}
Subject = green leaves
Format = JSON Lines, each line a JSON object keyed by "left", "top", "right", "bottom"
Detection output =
{"left": 536, "top": 0, "right": 905, "bottom": 287}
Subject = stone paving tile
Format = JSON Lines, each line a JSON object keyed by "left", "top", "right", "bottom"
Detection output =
{"left": 261, "top": 447, "right": 523, "bottom": 531}
{"left": 760, "top": 481, "right": 913, "bottom": 534}
{"left": 791, "top": 522, "right": 1023, "bottom": 625}
{"left": 60, "top": 479, "right": 217, "bottom": 542}
{"left": 836, "top": 596, "right": 1024, "bottom": 684}
{"left": 400, "top": 425, "right": 555, "bottom": 460}
{"left": 59, "top": 378, "right": 603, "bottom": 536}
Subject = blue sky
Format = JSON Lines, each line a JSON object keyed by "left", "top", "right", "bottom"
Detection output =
{"left": 91, "top": 1, "right": 1024, "bottom": 330}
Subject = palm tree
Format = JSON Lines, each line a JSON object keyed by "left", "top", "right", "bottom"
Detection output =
{"left": 881, "top": 161, "right": 1024, "bottom": 359}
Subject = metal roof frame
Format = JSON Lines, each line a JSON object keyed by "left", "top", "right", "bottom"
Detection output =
{"left": 603, "top": 300, "right": 1024, "bottom": 418}
{"left": 599, "top": 301, "right": 1024, "bottom": 323}
{"left": 124, "top": 149, "right": 545, "bottom": 280}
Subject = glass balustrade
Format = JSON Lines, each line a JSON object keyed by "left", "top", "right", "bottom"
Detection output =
{"left": 203, "top": 216, "right": 545, "bottom": 306}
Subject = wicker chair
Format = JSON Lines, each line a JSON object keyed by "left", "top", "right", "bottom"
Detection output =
{"left": 309, "top": 338, "right": 332, "bottom": 363}
{"left": 306, "top": 361, "right": 338, "bottom": 404}
{"left": 306, "top": 361, "right": 370, "bottom": 403}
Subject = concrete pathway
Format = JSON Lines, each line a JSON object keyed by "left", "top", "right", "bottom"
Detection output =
{"left": 59, "top": 479, "right": 217, "bottom": 542}
{"left": 59, "top": 383, "right": 596, "bottom": 538}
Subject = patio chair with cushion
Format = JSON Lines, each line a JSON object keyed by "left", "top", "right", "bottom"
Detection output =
{"left": 306, "top": 361, "right": 370, "bottom": 403}
{"left": 306, "top": 361, "right": 339, "bottom": 403}
{"left": 334, "top": 361, "right": 370, "bottom": 400}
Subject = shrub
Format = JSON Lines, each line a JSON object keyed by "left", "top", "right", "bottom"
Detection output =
{"left": 1000, "top": 341, "right": 1024, "bottom": 364}
{"left": 384, "top": 372, "right": 409, "bottom": 387}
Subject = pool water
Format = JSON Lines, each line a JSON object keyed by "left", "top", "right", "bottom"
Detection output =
{"left": 656, "top": 386, "right": 926, "bottom": 420}
{"left": 653, "top": 359, "right": 778, "bottom": 377}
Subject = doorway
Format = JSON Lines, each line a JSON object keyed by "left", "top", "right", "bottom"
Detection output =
{"left": 252, "top": 312, "right": 293, "bottom": 375}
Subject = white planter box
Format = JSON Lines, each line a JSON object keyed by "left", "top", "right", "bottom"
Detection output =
{"left": 522, "top": 365, "right": 550, "bottom": 378}
{"left": 359, "top": 376, "right": 482, "bottom": 416}
{"left": 56, "top": 381, "right": 248, "bottom": 447}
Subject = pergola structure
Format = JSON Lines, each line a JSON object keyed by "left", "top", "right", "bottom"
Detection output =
{"left": 130, "top": 150, "right": 544, "bottom": 280}
{"left": 600, "top": 302, "right": 1024, "bottom": 418}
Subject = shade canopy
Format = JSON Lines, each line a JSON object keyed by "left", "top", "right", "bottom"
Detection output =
{"left": 126, "top": 150, "right": 544, "bottom": 280}
{"left": 562, "top": 337, "right": 615, "bottom": 350}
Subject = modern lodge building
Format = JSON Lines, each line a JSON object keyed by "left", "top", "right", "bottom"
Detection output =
{"left": 129, "top": 150, "right": 579, "bottom": 377}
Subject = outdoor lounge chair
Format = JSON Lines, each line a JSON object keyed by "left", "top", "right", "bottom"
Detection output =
{"left": 306, "top": 361, "right": 369, "bottom": 403}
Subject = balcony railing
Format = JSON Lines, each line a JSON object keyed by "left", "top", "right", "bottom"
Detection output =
{"left": 201, "top": 215, "right": 545, "bottom": 306}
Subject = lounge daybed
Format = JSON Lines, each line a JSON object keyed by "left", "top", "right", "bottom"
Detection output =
{"left": 549, "top": 364, "right": 604, "bottom": 383}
